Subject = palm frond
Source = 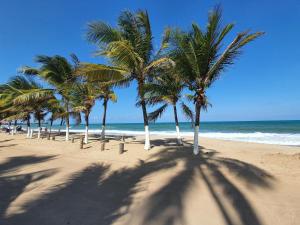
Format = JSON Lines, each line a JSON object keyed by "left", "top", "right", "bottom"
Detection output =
{"left": 76, "top": 63, "right": 127, "bottom": 82}
{"left": 86, "top": 21, "right": 122, "bottom": 45}
{"left": 13, "top": 89, "right": 54, "bottom": 105}
{"left": 144, "top": 57, "right": 174, "bottom": 74}
{"left": 157, "top": 27, "right": 171, "bottom": 56}
{"left": 108, "top": 93, "right": 117, "bottom": 102}
{"left": 102, "top": 40, "right": 144, "bottom": 70}
{"left": 181, "top": 102, "right": 194, "bottom": 123}
{"left": 205, "top": 31, "right": 264, "bottom": 86}
{"left": 20, "top": 66, "right": 39, "bottom": 75}
{"left": 148, "top": 103, "right": 168, "bottom": 122}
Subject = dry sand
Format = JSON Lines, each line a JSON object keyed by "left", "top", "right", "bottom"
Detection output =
{"left": 0, "top": 132, "right": 299, "bottom": 225}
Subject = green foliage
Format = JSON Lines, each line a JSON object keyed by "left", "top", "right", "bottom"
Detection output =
{"left": 86, "top": 10, "right": 173, "bottom": 103}
{"left": 170, "top": 6, "right": 263, "bottom": 93}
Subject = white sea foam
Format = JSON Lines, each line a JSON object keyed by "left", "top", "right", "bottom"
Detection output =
{"left": 51, "top": 128, "right": 300, "bottom": 146}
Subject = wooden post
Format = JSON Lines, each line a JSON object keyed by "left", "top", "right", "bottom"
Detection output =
{"left": 80, "top": 136, "right": 84, "bottom": 149}
{"left": 101, "top": 142, "right": 105, "bottom": 151}
{"left": 47, "top": 132, "right": 50, "bottom": 140}
{"left": 72, "top": 137, "right": 75, "bottom": 143}
{"left": 119, "top": 143, "right": 124, "bottom": 154}
{"left": 122, "top": 135, "right": 125, "bottom": 142}
{"left": 52, "top": 135, "right": 55, "bottom": 140}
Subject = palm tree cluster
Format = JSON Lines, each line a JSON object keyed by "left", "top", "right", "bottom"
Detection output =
{"left": 0, "top": 6, "right": 263, "bottom": 154}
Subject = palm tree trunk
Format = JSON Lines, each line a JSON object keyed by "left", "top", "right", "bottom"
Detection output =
{"left": 193, "top": 102, "right": 201, "bottom": 155}
{"left": 138, "top": 79, "right": 150, "bottom": 150}
{"left": 49, "top": 117, "right": 53, "bottom": 136}
{"left": 14, "top": 120, "right": 17, "bottom": 134}
{"left": 58, "top": 118, "right": 63, "bottom": 135}
{"left": 173, "top": 104, "right": 182, "bottom": 145}
{"left": 141, "top": 99, "right": 150, "bottom": 150}
{"left": 11, "top": 120, "right": 16, "bottom": 135}
{"left": 26, "top": 114, "right": 31, "bottom": 138}
{"left": 65, "top": 102, "right": 70, "bottom": 141}
{"left": 8, "top": 121, "right": 11, "bottom": 134}
{"left": 101, "top": 98, "right": 108, "bottom": 140}
{"left": 65, "top": 115, "right": 70, "bottom": 141}
{"left": 37, "top": 117, "right": 41, "bottom": 139}
{"left": 84, "top": 114, "right": 89, "bottom": 144}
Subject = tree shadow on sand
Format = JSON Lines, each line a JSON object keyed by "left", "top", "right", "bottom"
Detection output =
{"left": 0, "top": 155, "right": 56, "bottom": 175}
{"left": 2, "top": 140, "right": 275, "bottom": 225}
{"left": 0, "top": 155, "right": 58, "bottom": 221}
{"left": 0, "top": 139, "right": 13, "bottom": 143}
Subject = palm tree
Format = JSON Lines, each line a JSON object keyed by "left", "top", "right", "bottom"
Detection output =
{"left": 75, "top": 65, "right": 118, "bottom": 140}
{"left": 33, "top": 108, "right": 48, "bottom": 139}
{"left": 85, "top": 10, "right": 173, "bottom": 150}
{"left": 144, "top": 70, "right": 193, "bottom": 145}
{"left": 46, "top": 98, "right": 65, "bottom": 137}
{"left": 71, "top": 83, "right": 98, "bottom": 144}
{"left": 22, "top": 54, "right": 80, "bottom": 141}
{"left": 170, "top": 6, "right": 264, "bottom": 154}
{"left": 98, "top": 86, "right": 117, "bottom": 140}
{"left": 0, "top": 75, "right": 52, "bottom": 137}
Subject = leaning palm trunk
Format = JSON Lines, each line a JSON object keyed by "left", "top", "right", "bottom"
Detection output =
{"left": 173, "top": 105, "right": 182, "bottom": 145}
{"left": 193, "top": 103, "right": 201, "bottom": 155}
{"left": 84, "top": 115, "right": 89, "bottom": 144}
{"left": 101, "top": 99, "right": 108, "bottom": 140}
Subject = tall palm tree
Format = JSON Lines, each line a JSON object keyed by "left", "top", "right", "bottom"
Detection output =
{"left": 144, "top": 70, "right": 193, "bottom": 145}
{"left": 170, "top": 6, "right": 264, "bottom": 154}
{"left": 22, "top": 54, "right": 80, "bottom": 141}
{"left": 85, "top": 10, "right": 173, "bottom": 150}
{"left": 71, "top": 83, "right": 98, "bottom": 144}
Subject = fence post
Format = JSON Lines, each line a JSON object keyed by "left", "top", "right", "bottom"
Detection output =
{"left": 80, "top": 136, "right": 84, "bottom": 149}
{"left": 101, "top": 141, "right": 105, "bottom": 151}
{"left": 119, "top": 143, "right": 124, "bottom": 154}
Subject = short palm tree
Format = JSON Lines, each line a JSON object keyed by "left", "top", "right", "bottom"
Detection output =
{"left": 71, "top": 83, "right": 98, "bottom": 143}
{"left": 170, "top": 6, "right": 264, "bottom": 154}
{"left": 0, "top": 75, "right": 52, "bottom": 137}
{"left": 75, "top": 65, "right": 118, "bottom": 140}
{"left": 85, "top": 10, "right": 173, "bottom": 150}
{"left": 98, "top": 86, "right": 117, "bottom": 140}
{"left": 22, "top": 54, "right": 80, "bottom": 141}
{"left": 144, "top": 70, "right": 193, "bottom": 145}
{"left": 46, "top": 98, "right": 65, "bottom": 136}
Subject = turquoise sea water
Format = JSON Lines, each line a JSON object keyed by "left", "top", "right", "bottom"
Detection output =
{"left": 40, "top": 120, "right": 300, "bottom": 146}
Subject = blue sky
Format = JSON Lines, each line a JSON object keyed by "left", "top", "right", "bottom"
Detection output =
{"left": 0, "top": 0, "right": 299, "bottom": 123}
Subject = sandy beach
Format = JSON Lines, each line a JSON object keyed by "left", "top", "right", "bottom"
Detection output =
{"left": 0, "top": 133, "right": 299, "bottom": 225}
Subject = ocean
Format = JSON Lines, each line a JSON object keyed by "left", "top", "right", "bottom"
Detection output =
{"left": 42, "top": 120, "right": 300, "bottom": 146}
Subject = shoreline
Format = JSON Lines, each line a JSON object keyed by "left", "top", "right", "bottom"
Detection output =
{"left": 16, "top": 127, "right": 300, "bottom": 146}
